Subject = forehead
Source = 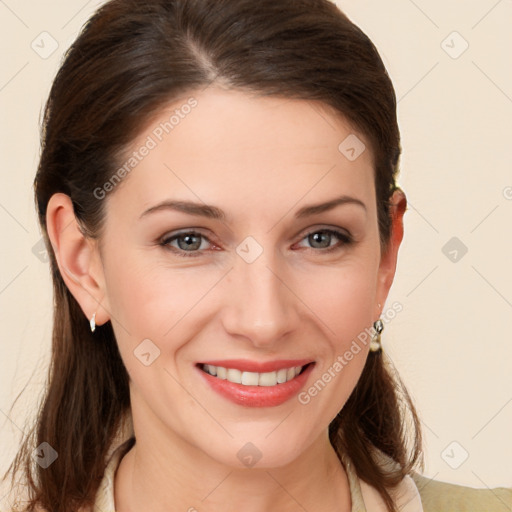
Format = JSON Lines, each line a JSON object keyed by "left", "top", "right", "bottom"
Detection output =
{"left": 106, "top": 86, "right": 375, "bottom": 221}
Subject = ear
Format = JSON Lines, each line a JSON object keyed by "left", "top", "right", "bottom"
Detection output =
{"left": 375, "top": 188, "right": 407, "bottom": 316}
{"left": 46, "top": 193, "right": 111, "bottom": 327}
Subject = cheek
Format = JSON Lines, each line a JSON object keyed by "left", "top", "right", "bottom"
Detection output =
{"left": 103, "top": 245, "right": 186, "bottom": 327}
{"left": 295, "top": 262, "right": 375, "bottom": 410}
{"left": 297, "top": 275, "right": 372, "bottom": 422}
{"left": 102, "top": 248, "right": 219, "bottom": 367}
{"left": 101, "top": 246, "right": 174, "bottom": 354}
{"left": 303, "top": 260, "right": 377, "bottom": 340}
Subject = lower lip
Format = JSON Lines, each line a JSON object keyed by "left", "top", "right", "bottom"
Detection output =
{"left": 196, "top": 363, "right": 315, "bottom": 407}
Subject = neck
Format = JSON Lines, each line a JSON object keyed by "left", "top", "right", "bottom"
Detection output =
{"left": 114, "top": 417, "right": 352, "bottom": 512}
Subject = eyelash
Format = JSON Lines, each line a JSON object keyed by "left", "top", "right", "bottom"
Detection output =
{"left": 159, "top": 227, "right": 353, "bottom": 258}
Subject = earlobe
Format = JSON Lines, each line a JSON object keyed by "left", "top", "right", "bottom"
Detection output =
{"left": 46, "top": 193, "right": 110, "bottom": 327}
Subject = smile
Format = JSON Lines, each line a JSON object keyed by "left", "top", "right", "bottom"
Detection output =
{"left": 196, "top": 360, "right": 315, "bottom": 407}
{"left": 200, "top": 363, "right": 307, "bottom": 386}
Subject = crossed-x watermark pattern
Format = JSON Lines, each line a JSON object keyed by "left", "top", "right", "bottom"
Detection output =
{"left": 1, "top": 1, "right": 511, "bottom": 510}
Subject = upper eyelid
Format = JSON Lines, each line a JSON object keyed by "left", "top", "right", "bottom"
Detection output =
{"left": 160, "top": 229, "right": 214, "bottom": 244}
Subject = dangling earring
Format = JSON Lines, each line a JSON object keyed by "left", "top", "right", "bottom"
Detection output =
{"left": 90, "top": 312, "right": 96, "bottom": 333}
{"left": 369, "top": 318, "right": 384, "bottom": 352}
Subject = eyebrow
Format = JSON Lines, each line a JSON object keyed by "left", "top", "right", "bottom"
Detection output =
{"left": 139, "top": 194, "right": 367, "bottom": 221}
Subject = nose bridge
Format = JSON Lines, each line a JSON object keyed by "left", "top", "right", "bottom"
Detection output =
{"left": 222, "top": 245, "right": 297, "bottom": 345}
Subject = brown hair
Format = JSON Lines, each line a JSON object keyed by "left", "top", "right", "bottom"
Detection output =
{"left": 2, "top": 0, "right": 423, "bottom": 510}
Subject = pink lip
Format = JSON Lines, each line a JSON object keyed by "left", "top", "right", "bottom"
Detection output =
{"left": 195, "top": 361, "right": 315, "bottom": 408}
{"left": 198, "top": 358, "right": 313, "bottom": 373}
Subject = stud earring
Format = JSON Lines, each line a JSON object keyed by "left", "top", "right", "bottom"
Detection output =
{"left": 369, "top": 318, "right": 384, "bottom": 352}
{"left": 90, "top": 312, "right": 96, "bottom": 333}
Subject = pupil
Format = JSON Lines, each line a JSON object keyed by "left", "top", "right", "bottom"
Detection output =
{"left": 180, "top": 234, "right": 200, "bottom": 250}
{"left": 311, "top": 232, "right": 329, "bottom": 248}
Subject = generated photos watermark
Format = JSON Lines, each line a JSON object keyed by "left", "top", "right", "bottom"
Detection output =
{"left": 93, "top": 97, "right": 198, "bottom": 200}
{"left": 298, "top": 301, "right": 403, "bottom": 405}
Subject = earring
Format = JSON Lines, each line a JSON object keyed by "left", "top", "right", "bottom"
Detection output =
{"left": 369, "top": 318, "right": 384, "bottom": 352}
{"left": 90, "top": 312, "right": 96, "bottom": 333}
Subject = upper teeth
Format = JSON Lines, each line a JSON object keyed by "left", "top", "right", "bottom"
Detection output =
{"left": 202, "top": 364, "right": 304, "bottom": 386}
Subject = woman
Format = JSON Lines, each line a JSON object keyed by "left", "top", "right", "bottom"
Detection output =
{"left": 1, "top": 0, "right": 511, "bottom": 511}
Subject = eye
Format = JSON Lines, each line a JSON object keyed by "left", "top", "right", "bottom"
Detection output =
{"left": 295, "top": 228, "right": 353, "bottom": 253}
{"left": 159, "top": 231, "right": 214, "bottom": 258}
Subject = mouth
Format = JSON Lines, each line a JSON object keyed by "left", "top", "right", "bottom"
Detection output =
{"left": 195, "top": 359, "right": 315, "bottom": 407}
{"left": 197, "top": 362, "right": 313, "bottom": 387}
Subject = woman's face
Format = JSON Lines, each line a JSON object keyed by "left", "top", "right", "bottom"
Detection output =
{"left": 91, "top": 86, "right": 404, "bottom": 468}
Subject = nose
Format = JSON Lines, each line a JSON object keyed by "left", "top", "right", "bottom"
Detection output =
{"left": 220, "top": 250, "right": 299, "bottom": 349}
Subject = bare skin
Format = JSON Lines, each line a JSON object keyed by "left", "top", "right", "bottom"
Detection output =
{"left": 46, "top": 86, "right": 406, "bottom": 512}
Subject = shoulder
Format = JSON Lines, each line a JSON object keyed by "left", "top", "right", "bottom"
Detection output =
{"left": 412, "top": 472, "right": 512, "bottom": 512}
{"left": 369, "top": 448, "right": 512, "bottom": 512}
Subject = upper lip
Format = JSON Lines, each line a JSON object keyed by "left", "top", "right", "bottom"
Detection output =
{"left": 197, "top": 359, "right": 314, "bottom": 373}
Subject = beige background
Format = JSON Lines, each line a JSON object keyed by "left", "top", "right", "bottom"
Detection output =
{"left": 1, "top": 0, "right": 511, "bottom": 490}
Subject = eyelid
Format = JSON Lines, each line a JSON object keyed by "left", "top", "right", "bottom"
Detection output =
{"left": 295, "top": 224, "right": 352, "bottom": 242}
{"left": 159, "top": 229, "right": 217, "bottom": 251}
{"left": 293, "top": 226, "right": 353, "bottom": 253}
